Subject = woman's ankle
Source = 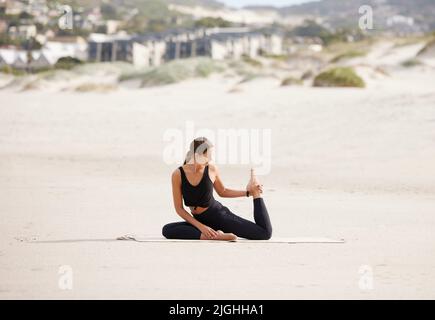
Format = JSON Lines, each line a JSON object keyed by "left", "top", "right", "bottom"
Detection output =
{"left": 252, "top": 192, "right": 262, "bottom": 199}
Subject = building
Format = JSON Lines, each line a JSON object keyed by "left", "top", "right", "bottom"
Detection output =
{"left": 88, "top": 32, "right": 166, "bottom": 67}
{"left": 132, "top": 35, "right": 166, "bottom": 67}
{"left": 26, "top": 0, "right": 49, "bottom": 24}
{"left": 0, "top": 49, "right": 28, "bottom": 69}
{"left": 45, "top": 36, "right": 88, "bottom": 61}
{"left": 88, "top": 32, "right": 133, "bottom": 62}
{"left": 0, "top": 43, "right": 82, "bottom": 71}
{"left": 4, "top": 0, "right": 25, "bottom": 15}
{"left": 165, "top": 28, "right": 283, "bottom": 61}
{"left": 87, "top": 28, "right": 284, "bottom": 67}
{"left": 8, "top": 25, "right": 37, "bottom": 39}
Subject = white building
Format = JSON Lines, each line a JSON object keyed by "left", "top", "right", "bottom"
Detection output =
{"left": 44, "top": 36, "right": 88, "bottom": 61}
{"left": 132, "top": 40, "right": 166, "bottom": 68}
{"left": 0, "top": 50, "right": 28, "bottom": 69}
{"left": 0, "top": 45, "right": 80, "bottom": 70}
{"left": 8, "top": 25, "right": 38, "bottom": 39}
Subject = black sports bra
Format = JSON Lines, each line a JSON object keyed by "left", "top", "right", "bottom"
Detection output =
{"left": 179, "top": 165, "right": 215, "bottom": 209}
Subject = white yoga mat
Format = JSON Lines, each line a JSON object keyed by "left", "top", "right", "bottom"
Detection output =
{"left": 117, "top": 235, "right": 345, "bottom": 244}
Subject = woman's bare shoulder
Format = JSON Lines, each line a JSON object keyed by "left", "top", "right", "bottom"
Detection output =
{"left": 172, "top": 167, "right": 181, "bottom": 180}
{"left": 208, "top": 163, "right": 219, "bottom": 174}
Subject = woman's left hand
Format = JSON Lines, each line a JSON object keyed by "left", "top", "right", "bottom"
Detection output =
{"left": 253, "top": 184, "right": 263, "bottom": 194}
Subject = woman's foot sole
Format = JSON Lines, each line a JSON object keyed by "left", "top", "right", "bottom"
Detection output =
{"left": 200, "top": 230, "right": 237, "bottom": 241}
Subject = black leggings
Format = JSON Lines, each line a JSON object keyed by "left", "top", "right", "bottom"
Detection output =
{"left": 162, "top": 198, "right": 272, "bottom": 240}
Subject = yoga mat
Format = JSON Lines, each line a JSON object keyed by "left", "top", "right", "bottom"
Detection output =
{"left": 117, "top": 235, "right": 345, "bottom": 244}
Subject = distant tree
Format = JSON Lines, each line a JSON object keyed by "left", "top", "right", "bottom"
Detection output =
{"left": 19, "top": 11, "right": 33, "bottom": 20}
{"left": 291, "top": 20, "right": 365, "bottom": 45}
{"left": 101, "top": 3, "right": 117, "bottom": 20}
{"left": 194, "top": 17, "right": 232, "bottom": 28}
{"left": 291, "top": 20, "right": 330, "bottom": 38}
{"left": 22, "top": 37, "right": 42, "bottom": 50}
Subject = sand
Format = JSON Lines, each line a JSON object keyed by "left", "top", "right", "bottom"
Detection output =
{"left": 1, "top": 63, "right": 435, "bottom": 299}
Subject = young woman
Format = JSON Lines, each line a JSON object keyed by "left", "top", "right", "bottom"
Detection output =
{"left": 162, "top": 137, "right": 273, "bottom": 241}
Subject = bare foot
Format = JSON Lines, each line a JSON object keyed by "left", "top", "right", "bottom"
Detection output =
{"left": 246, "top": 168, "right": 263, "bottom": 198}
{"left": 200, "top": 230, "right": 237, "bottom": 241}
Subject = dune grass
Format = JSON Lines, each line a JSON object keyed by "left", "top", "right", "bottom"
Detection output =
{"left": 417, "top": 38, "right": 435, "bottom": 56}
{"left": 402, "top": 58, "right": 423, "bottom": 67}
{"left": 281, "top": 76, "right": 303, "bottom": 86}
{"left": 313, "top": 67, "right": 365, "bottom": 88}
{"left": 75, "top": 83, "right": 117, "bottom": 92}
{"left": 118, "top": 58, "right": 226, "bottom": 87}
{"left": 330, "top": 50, "right": 366, "bottom": 63}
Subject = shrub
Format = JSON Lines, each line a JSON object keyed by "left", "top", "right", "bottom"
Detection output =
{"left": 54, "top": 57, "right": 83, "bottom": 70}
{"left": 313, "top": 67, "right": 365, "bottom": 88}
{"left": 401, "top": 58, "right": 422, "bottom": 67}
{"left": 0, "top": 65, "right": 26, "bottom": 76}
{"left": 281, "top": 77, "right": 303, "bottom": 86}
{"left": 301, "top": 70, "right": 314, "bottom": 80}
{"left": 242, "top": 55, "right": 262, "bottom": 68}
{"left": 417, "top": 38, "right": 435, "bottom": 56}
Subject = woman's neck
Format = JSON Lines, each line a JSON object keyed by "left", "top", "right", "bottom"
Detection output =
{"left": 186, "top": 161, "right": 206, "bottom": 172}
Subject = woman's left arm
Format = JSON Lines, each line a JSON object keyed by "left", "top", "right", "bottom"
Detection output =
{"left": 211, "top": 164, "right": 247, "bottom": 198}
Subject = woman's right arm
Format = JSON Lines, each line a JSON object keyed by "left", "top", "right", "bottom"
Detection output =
{"left": 171, "top": 169, "right": 218, "bottom": 239}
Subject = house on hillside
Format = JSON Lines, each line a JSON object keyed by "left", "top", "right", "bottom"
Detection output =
{"left": 88, "top": 33, "right": 166, "bottom": 67}
{"left": 132, "top": 35, "right": 166, "bottom": 67}
{"left": 8, "top": 25, "right": 37, "bottom": 39}
{"left": 164, "top": 28, "right": 283, "bottom": 61}
{"left": 86, "top": 28, "right": 283, "bottom": 66}
{"left": 29, "top": 50, "right": 55, "bottom": 69}
{"left": 0, "top": 48, "right": 67, "bottom": 71}
{"left": 45, "top": 36, "right": 88, "bottom": 61}
{"left": 0, "top": 52, "right": 7, "bottom": 68}
{"left": 4, "top": 0, "right": 25, "bottom": 15}
{"left": 88, "top": 32, "right": 133, "bottom": 62}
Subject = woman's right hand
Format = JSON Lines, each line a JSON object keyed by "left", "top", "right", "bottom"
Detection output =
{"left": 199, "top": 224, "right": 219, "bottom": 239}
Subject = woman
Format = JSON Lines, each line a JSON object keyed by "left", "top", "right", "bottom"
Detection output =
{"left": 162, "top": 137, "right": 273, "bottom": 241}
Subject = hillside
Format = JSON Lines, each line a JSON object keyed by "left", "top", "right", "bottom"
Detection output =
{"left": 280, "top": 0, "right": 435, "bottom": 31}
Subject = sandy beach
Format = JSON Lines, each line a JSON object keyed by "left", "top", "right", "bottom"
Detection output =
{"left": 1, "top": 57, "right": 435, "bottom": 299}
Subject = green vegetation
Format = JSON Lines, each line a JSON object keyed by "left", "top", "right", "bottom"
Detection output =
{"left": 330, "top": 50, "right": 366, "bottom": 63}
{"left": 242, "top": 55, "right": 263, "bottom": 68}
{"left": 262, "top": 54, "right": 289, "bottom": 61}
{"left": 0, "top": 65, "right": 26, "bottom": 76}
{"left": 194, "top": 17, "right": 232, "bottom": 28}
{"left": 281, "top": 76, "right": 303, "bottom": 86}
{"left": 54, "top": 57, "right": 83, "bottom": 70}
{"left": 401, "top": 58, "right": 422, "bottom": 67}
{"left": 101, "top": 2, "right": 118, "bottom": 20}
{"left": 417, "top": 37, "right": 435, "bottom": 56}
{"left": 313, "top": 67, "right": 365, "bottom": 88}
{"left": 301, "top": 70, "right": 314, "bottom": 80}
{"left": 0, "top": 34, "right": 42, "bottom": 49}
{"left": 75, "top": 83, "right": 117, "bottom": 92}
{"left": 290, "top": 20, "right": 366, "bottom": 46}
{"left": 119, "top": 58, "right": 226, "bottom": 87}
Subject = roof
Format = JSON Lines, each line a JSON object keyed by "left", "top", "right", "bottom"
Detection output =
{"left": 0, "top": 49, "right": 18, "bottom": 64}
{"left": 0, "top": 48, "right": 62, "bottom": 65}
{"left": 88, "top": 32, "right": 132, "bottom": 43}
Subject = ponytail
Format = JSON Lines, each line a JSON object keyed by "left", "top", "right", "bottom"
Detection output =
{"left": 182, "top": 137, "right": 213, "bottom": 166}
{"left": 183, "top": 150, "right": 193, "bottom": 165}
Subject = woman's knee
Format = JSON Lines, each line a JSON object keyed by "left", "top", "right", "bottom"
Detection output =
{"left": 162, "top": 223, "right": 175, "bottom": 239}
{"left": 257, "top": 228, "right": 272, "bottom": 240}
